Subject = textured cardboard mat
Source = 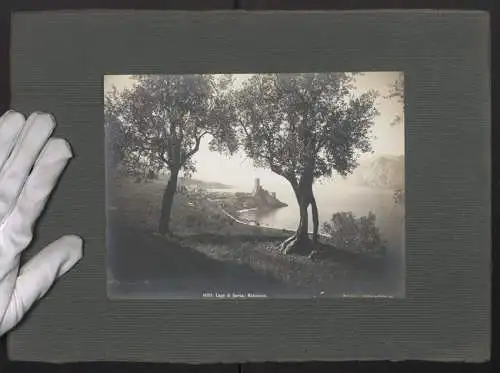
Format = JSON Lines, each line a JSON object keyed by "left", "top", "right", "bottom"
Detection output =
{"left": 8, "top": 10, "right": 490, "bottom": 363}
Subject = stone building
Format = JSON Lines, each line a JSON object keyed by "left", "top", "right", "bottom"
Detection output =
{"left": 253, "top": 178, "right": 261, "bottom": 196}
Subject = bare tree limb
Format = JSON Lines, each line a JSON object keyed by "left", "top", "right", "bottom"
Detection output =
{"left": 183, "top": 131, "right": 208, "bottom": 162}
{"left": 239, "top": 118, "right": 250, "bottom": 137}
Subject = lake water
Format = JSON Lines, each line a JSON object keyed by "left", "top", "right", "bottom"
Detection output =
{"left": 211, "top": 178, "right": 405, "bottom": 260}
{"left": 220, "top": 178, "right": 406, "bottom": 295}
{"left": 218, "top": 179, "right": 400, "bottom": 233}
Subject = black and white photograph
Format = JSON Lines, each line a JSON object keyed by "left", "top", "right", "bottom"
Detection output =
{"left": 104, "top": 72, "right": 405, "bottom": 299}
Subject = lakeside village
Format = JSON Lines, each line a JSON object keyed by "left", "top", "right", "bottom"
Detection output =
{"left": 179, "top": 178, "right": 288, "bottom": 226}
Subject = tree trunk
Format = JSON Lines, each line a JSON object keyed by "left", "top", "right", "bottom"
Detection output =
{"left": 297, "top": 195, "right": 309, "bottom": 237}
{"left": 158, "top": 167, "right": 180, "bottom": 236}
{"left": 311, "top": 193, "right": 319, "bottom": 246}
{"left": 280, "top": 184, "right": 313, "bottom": 256}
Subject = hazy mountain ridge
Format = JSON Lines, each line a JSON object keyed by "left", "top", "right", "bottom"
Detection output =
{"left": 353, "top": 155, "right": 404, "bottom": 189}
{"left": 178, "top": 177, "right": 233, "bottom": 190}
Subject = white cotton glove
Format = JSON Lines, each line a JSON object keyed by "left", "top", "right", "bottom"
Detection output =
{"left": 0, "top": 110, "right": 83, "bottom": 336}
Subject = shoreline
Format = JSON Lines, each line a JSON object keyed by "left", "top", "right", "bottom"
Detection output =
{"left": 113, "top": 176, "right": 395, "bottom": 252}
{"left": 204, "top": 188, "right": 288, "bottom": 228}
{"left": 213, "top": 198, "right": 334, "bottom": 241}
{"left": 217, "top": 204, "right": 261, "bottom": 227}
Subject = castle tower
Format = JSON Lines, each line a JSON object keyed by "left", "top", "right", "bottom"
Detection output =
{"left": 253, "top": 178, "right": 260, "bottom": 195}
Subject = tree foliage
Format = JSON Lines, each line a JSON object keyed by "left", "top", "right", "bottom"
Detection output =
{"left": 234, "top": 73, "right": 379, "bottom": 183}
{"left": 104, "top": 105, "right": 127, "bottom": 172}
{"left": 104, "top": 74, "right": 238, "bottom": 180}
{"left": 386, "top": 72, "right": 404, "bottom": 102}
{"left": 321, "top": 211, "right": 387, "bottom": 257}
{"left": 385, "top": 72, "right": 404, "bottom": 126}
{"left": 104, "top": 74, "right": 239, "bottom": 234}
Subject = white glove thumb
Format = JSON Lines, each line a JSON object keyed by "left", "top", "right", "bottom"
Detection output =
{"left": 0, "top": 235, "right": 82, "bottom": 334}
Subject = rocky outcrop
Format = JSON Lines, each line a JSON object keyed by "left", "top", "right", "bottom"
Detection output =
{"left": 251, "top": 178, "right": 287, "bottom": 210}
{"left": 196, "top": 179, "right": 287, "bottom": 216}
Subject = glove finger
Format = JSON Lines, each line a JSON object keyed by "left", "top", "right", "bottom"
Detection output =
{"left": 1, "top": 138, "right": 72, "bottom": 254}
{"left": 0, "top": 235, "right": 82, "bottom": 335}
{"left": 0, "top": 112, "right": 55, "bottom": 221}
{"left": 0, "top": 111, "right": 25, "bottom": 171}
{"left": 0, "top": 257, "right": 20, "bottom": 335}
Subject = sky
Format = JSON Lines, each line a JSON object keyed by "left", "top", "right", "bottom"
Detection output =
{"left": 104, "top": 72, "right": 404, "bottom": 188}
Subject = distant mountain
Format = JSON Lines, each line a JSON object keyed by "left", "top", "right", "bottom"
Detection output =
{"left": 179, "top": 177, "right": 233, "bottom": 190}
{"left": 353, "top": 155, "right": 404, "bottom": 190}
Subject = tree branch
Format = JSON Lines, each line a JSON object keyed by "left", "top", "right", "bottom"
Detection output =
{"left": 315, "top": 140, "right": 324, "bottom": 154}
{"left": 239, "top": 118, "right": 250, "bottom": 137}
{"left": 183, "top": 131, "right": 209, "bottom": 162}
{"left": 160, "top": 152, "right": 173, "bottom": 168}
{"left": 269, "top": 158, "right": 297, "bottom": 187}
